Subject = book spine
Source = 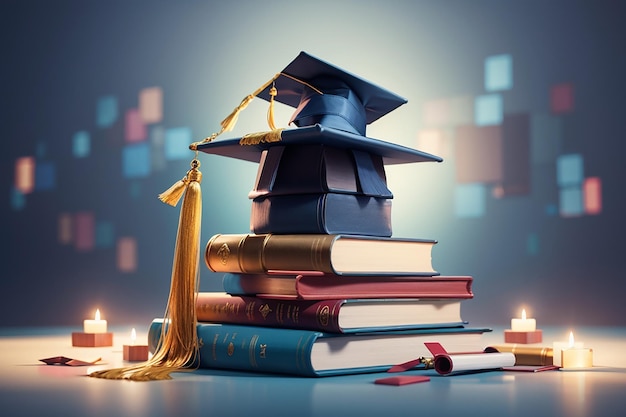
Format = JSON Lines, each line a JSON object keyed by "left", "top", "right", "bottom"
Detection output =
{"left": 148, "top": 319, "right": 323, "bottom": 377}
{"left": 196, "top": 294, "right": 344, "bottom": 333}
{"left": 222, "top": 273, "right": 473, "bottom": 300}
{"left": 222, "top": 272, "right": 297, "bottom": 296}
{"left": 205, "top": 234, "right": 336, "bottom": 274}
{"left": 250, "top": 194, "right": 392, "bottom": 236}
{"left": 250, "top": 194, "right": 327, "bottom": 235}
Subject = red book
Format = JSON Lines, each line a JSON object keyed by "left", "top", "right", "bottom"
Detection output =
{"left": 196, "top": 292, "right": 468, "bottom": 333}
{"left": 221, "top": 271, "right": 473, "bottom": 300}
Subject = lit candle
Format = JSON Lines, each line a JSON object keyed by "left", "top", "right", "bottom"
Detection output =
{"left": 559, "top": 331, "right": 593, "bottom": 369}
{"left": 83, "top": 309, "right": 107, "bottom": 334}
{"left": 123, "top": 327, "right": 149, "bottom": 361}
{"left": 511, "top": 309, "right": 536, "bottom": 332}
{"left": 553, "top": 331, "right": 584, "bottom": 367}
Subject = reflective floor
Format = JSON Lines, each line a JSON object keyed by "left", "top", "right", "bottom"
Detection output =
{"left": 1, "top": 326, "right": 625, "bottom": 417}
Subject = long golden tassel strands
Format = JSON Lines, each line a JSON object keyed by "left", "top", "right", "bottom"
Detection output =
{"left": 89, "top": 73, "right": 323, "bottom": 381}
{"left": 89, "top": 159, "right": 203, "bottom": 381}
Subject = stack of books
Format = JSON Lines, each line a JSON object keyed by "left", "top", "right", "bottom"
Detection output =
{"left": 148, "top": 51, "right": 490, "bottom": 377}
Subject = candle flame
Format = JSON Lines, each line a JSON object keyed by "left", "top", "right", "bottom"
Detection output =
{"left": 569, "top": 331, "right": 575, "bottom": 347}
{"left": 131, "top": 328, "right": 137, "bottom": 345}
{"left": 521, "top": 309, "right": 527, "bottom": 320}
{"left": 94, "top": 309, "right": 101, "bottom": 321}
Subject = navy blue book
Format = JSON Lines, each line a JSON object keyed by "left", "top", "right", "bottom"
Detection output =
{"left": 250, "top": 192, "right": 392, "bottom": 236}
{"left": 148, "top": 319, "right": 490, "bottom": 377}
{"left": 249, "top": 144, "right": 393, "bottom": 199}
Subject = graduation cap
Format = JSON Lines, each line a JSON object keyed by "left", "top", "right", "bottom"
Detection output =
{"left": 194, "top": 51, "right": 441, "bottom": 204}
{"left": 89, "top": 51, "right": 441, "bottom": 382}
{"left": 192, "top": 51, "right": 443, "bottom": 166}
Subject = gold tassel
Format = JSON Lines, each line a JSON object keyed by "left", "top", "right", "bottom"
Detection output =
{"left": 218, "top": 74, "right": 282, "bottom": 135}
{"left": 220, "top": 94, "right": 255, "bottom": 134}
{"left": 89, "top": 159, "right": 203, "bottom": 381}
{"left": 87, "top": 73, "right": 323, "bottom": 381}
{"left": 267, "top": 83, "right": 277, "bottom": 130}
{"left": 240, "top": 128, "right": 284, "bottom": 145}
{"left": 189, "top": 73, "right": 323, "bottom": 151}
{"left": 157, "top": 178, "right": 187, "bottom": 207}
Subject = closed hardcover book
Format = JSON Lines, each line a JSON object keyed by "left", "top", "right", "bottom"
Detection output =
{"left": 196, "top": 292, "right": 466, "bottom": 333}
{"left": 250, "top": 193, "right": 392, "bottom": 236}
{"left": 249, "top": 144, "right": 392, "bottom": 199}
{"left": 205, "top": 233, "right": 438, "bottom": 276}
{"left": 148, "top": 319, "right": 490, "bottom": 377}
{"left": 222, "top": 272, "right": 473, "bottom": 300}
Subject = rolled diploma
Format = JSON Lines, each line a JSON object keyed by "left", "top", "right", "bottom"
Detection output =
{"left": 434, "top": 352, "right": 516, "bottom": 375}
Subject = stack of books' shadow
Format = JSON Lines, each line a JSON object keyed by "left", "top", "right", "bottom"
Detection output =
{"left": 148, "top": 51, "right": 490, "bottom": 377}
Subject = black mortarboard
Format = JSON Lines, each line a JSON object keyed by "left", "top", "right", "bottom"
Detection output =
{"left": 193, "top": 51, "right": 443, "bottom": 166}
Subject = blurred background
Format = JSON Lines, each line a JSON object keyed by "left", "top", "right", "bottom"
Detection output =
{"left": 2, "top": 0, "right": 624, "bottom": 329}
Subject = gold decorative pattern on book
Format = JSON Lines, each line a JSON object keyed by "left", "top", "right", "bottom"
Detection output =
{"left": 259, "top": 304, "right": 272, "bottom": 320}
{"left": 217, "top": 243, "right": 230, "bottom": 265}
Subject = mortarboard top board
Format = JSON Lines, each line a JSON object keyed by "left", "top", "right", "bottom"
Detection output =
{"left": 194, "top": 51, "right": 443, "bottom": 165}
{"left": 255, "top": 51, "right": 408, "bottom": 130}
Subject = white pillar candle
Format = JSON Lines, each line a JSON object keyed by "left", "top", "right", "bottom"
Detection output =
{"left": 511, "top": 309, "right": 536, "bottom": 332}
{"left": 83, "top": 309, "right": 108, "bottom": 333}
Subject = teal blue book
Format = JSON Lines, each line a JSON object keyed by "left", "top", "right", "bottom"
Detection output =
{"left": 148, "top": 319, "right": 491, "bottom": 377}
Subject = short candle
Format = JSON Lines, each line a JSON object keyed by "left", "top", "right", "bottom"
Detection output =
{"left": 553, "top": 331, "right": 584, "bottom": 367}
{"left": 562, "top": 347, "right": 593, "bottom": 369}
{"left": 83, "top": 309, "right": 107, "bottom": 333}
{"left": 123, "top": 328, "right": 149, "bottom": 362}
{"left": 511, "top": 309, "right": 536, "bottom": 332}
{"left": 72, "top": 309, "right": 113, "bottom": 347}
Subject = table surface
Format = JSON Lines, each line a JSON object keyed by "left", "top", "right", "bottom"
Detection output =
{"left": 1, "top": 325, "right": 625, "bottom": 417}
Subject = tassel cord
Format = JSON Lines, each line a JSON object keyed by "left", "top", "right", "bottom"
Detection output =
{"left": 89, "top": 160, "right": 202, "bottom": 381}
{"left": 189, "top": 72, "right": 323, "bottom": 151}
{"left": 267, "top": 83, "right": 277, "bottom": 130}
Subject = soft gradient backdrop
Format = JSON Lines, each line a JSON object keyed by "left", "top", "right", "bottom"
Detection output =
{"left": 2, "top": 0, "right": 624, "bottom": 328}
